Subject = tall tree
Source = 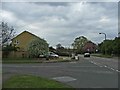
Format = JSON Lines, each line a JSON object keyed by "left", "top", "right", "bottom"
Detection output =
{"left": 98, "top": 37, "right": 120, "bottom": 56}
{"left": 0, "top": 22, "right": 15, "bottom": 46}
{"left": 72, "top": 36, "right": 88, "bottom": 53}
{"left": 56, "top": 43, "right": 64, "bottom": 49}
{"left": 112, "top": 37, "right": 120, "bottom": 56}
{"left": 118, "top": 32, "right": 120, "bottom": 37}
{"left": 27, "top": 38, "right": 49, "bottom": 58}
{"left": 49, "top": 46, "right": 56, "bottom": 52}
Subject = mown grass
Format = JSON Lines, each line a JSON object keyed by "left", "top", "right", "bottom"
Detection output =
{"left": 3, "top": 75, "right": 73, "bottom": 88}
{"left": 2, "top": 58, "right": 42, "bottom": 64}
{"left": 2, "top": 57, "right": 72, "bottom": 64}
{"left": 92, "top": 54, "right": 113, "bottom": 58}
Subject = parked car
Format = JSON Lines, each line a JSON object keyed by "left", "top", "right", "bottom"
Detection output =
{"left": 84, "top": 53, "right": 90, "bottom": 57}
{"left": 49, "top": 52, "right": 59, "bottom": 58}
{"left": 45, "top": 52, "right": 59, "bottom": 59}
{"left": 39, "top": 54, "right": 45, "bottom": 58}
{"left": 51, "top": 53, "right": 58, "bottom": 57}
{"left": 39, "top": 52, "right": 59, "bottom": 60}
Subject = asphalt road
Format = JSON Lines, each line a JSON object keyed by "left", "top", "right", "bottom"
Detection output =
{"left": 2, "top": 56, "right": 119, "bottom": 88}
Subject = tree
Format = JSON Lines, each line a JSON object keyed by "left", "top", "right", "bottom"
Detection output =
{"left": 49, "top": 46, "right": 56, "bottom": 52}
{"left": 55, "top": 44, "right": 71, "bottom": 56}
{"left": 118, "top": 32, "right": 120, "bottom": 37}
{"left": 98, "top": 37, "right": 120, "bottom": 56}
{"left": 1, "top": 22, "right": 16, "bottom": 58}
{"left": 99, "top": 40, "right": 113, "bottom": 55}
{"left": 0, "top": 22, "right": 15, "bottom": 46}
{"left": 27, "top": 38, "right": 49, "bottom": 58}
{"left": 112, "top": 37, "right": 120, "bottom": 56}
{"left": 2, "top": 44, "right": 18, "bottom": 58}
{"left": 56, "top": 43, "right": 64, "bottom": 49}
{"left": 72, "top": 36, "right": 88, "bottom": 53}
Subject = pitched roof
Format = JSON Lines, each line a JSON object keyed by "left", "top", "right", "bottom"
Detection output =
{"left": 12, "top": 31, "right": 41, "bottom": 40}
{"left": 86, "top": 41, "right": 96, "bottom": 45}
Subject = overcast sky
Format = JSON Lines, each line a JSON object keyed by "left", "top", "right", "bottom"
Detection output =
{"left": 1, "top": 2, "right": 118, "bottom": 47}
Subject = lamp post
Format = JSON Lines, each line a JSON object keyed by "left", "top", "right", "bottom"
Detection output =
{"left": 99, "top": 33, "right": 106, "bottom": 40}
{"left": 99, "top": 33, "right": 107, "bottom": 55}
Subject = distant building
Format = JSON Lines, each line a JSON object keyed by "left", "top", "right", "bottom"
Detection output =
{"left": 82, "top": 41, "right": 97, "bottom": 53}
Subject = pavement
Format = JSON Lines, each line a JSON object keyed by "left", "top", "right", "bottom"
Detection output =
{"left": 2, "top": 55, "right": 119, "bottom": 88}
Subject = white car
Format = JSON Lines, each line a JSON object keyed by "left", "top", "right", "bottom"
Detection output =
{"left": 84, "top": 53, "right": 90, "bottom": 57}
{"left": 50, "top": 53, "right": 59, "bottom": 58}
{"left": 48, "top": 52, "right": 59, "bottom": 58}
{"left": 39, "top": 55, "right": 45, "bottom": 58}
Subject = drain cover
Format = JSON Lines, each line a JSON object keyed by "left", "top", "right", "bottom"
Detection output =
{"left": 52, "top": 76, "right": 76, "bottom": 82}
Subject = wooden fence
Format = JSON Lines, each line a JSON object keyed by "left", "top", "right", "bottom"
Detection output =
{"left": 2, "top": 51, "right": 29, "bottom": 58}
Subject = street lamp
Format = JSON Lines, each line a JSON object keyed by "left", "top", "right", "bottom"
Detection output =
{"left": 99, "top": 32, "right": 107, "bottom": 55}
{"left": 99, "top": 33, "right": 107, "bottom": 40}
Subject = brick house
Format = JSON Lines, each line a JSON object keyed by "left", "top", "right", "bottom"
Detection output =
{"left": 82, "top": 41, "right": 97, "bottom": 53}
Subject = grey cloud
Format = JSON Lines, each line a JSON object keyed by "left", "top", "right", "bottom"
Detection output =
{"left": 2, "top": 2, "right": 118, "bottom": 47}
{"left": 33, "top": 2, "right": 69, "bottom": 6}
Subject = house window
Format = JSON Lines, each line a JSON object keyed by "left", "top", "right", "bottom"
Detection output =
{"left": 14, "top": 40, "right": 19, "bottom": 45}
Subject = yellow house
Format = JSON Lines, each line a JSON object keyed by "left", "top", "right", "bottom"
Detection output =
{"left": 11, "top": 31, "right": 43, "bottom": 58}
{"left": 12, "top": 31, "right": 41, "bottom": 51}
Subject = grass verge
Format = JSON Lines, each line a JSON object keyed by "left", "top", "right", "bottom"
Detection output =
{"left": 2, "top": 57, "right": 72, "bottom": 64}
{"left": 91, "top": 54, "right": 113, "bottom": 58}
{"left": 3, "top": 75, "right": 73, "bottom": 88}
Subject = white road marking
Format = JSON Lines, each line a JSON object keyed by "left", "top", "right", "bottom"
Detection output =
{"left": 89, "top": 61, "right": 119, "bottom": 72}
{"left": 93, "top": 62, "right": 96, "bottom": 64}
{"left": 103, "top": 66, "right": 119, "bottom": 72}
{"left": 104, "top": 65, "right": 107, "bottom": 67}
{"left": 90, "top": 61, "right": 93, "bottom": 63}
{"left": 110, "top": 68, "right": 115, "bottom": 71}
{"left": 115, "top": 70, "right": 120, "bottom": 72}
{"left": 116, "top": 70, "right": 119, "bottom": 72}
{"left": 99, "top": 65, "right": 103, "bottom": 67}
{"left": 90, "top": 61, "right": 103, "bottom": 68}
{"left": 95, "top": 64, "right": 103, "bottom": 68}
